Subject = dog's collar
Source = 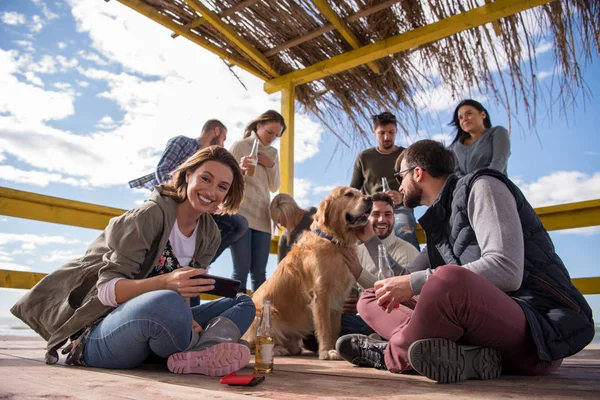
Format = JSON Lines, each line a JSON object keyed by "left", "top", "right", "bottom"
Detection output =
{"left": 311, "top": 229, "right": 343, "bottom": 246}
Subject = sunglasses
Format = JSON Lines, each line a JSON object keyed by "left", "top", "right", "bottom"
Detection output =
{"left": 394, "top": 166, "right": 417, "bottom": 185}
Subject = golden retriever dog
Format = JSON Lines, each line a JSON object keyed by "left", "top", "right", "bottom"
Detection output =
{"left": 242, "top": 186, "right": 373, "bottom": 360}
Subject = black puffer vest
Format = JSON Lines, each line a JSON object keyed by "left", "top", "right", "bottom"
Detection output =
{"left": 418, "top": 169, "right": 594, "bottom": 361}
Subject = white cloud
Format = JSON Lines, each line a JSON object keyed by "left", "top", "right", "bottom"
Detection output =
{"left": 0, "top": 165, "right": 90, "bottom": 188}
{"left": 14, "top": 40, "right": 35, "bottom": 53}
{"left": 555, "top": 227, "right": 600, "bottom": 237}
{"left": 0, "top": 218, "right": 7, "bottom": 222}
{"left": 1, "top": 12, "right": 27, "bottom": 25}
{"left": 514, "top": 171, "right": 600, "bottom": 208}
{"left": 0, "top": 262, "right": 31, "bottom": 272}
{"left": 0, "top": 0, "right": 324, "bottom": 191}
{"left": 313, "top": 184, "right": 339, "bottom": 194}
{"left": 30, "top": 15, "right": 43, "bottom": 33}
{"left": 0, "top": 255, "right": 13, "bottom": 262}
{"left": 397, "top": 129, "right": 453, "bottom": 147}
{"left": 24, "top": 71, "right": 44, "bottom": 87}
{"left": 52, "top": 82, "right": 72, "bottom": 91}
{"left": 584, "top": 151, "right": 598, "bottom": 156}
{"left": 76, "top": 80, "right": 89, "bottom": 88}
{"left": 77, "top": 50, "right": 109, "bottom": 66}
{"left": 57, "top": 41, "right": 67, "bottom": 49}
{"left": 293, "top": 178, "right": 313, "bottom": 208}
{"left": 40, "top": 250, "right": 80, "bottom": 263}
{"left": 0, "top": 233, "right": 80, "bottom": 249}
{"left": 96, "top": 115, "right": 119, "bottom": 130}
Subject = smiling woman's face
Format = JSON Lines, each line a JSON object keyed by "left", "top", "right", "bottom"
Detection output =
{"left": 185, "top": 160, "right": 233, "bottom": 214}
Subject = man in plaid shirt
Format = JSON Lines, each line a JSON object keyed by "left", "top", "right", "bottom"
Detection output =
{"left": 129, "top": 119, "right": 249, "bottom": 269}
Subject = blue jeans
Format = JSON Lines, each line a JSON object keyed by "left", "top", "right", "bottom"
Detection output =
{"left": 212, "top": 214, "right": 248, "bottom": 263}
{"left": 341, "top": 314, "right": 375, "bottom": 336}
{"left": 230, "top": 228, "right": 271, "bottom": 292}
{"left": 83, "top": 290, "right": 255, "bottom": 369}
{"left": 393, "top": 205, "right": 420, "bottom": 251}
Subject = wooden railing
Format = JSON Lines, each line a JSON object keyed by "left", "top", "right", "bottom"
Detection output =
{"left": 1, "top": 186, "right": 599, "bottom": 295}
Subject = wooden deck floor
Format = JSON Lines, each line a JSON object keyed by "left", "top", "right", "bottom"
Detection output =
{"left": 1, "top": 338, "right": 598, "bottom": 399}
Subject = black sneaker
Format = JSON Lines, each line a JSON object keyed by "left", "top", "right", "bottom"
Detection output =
{"left": 408, "top": 338, "right": 502, "bottom": 384}
{"left": 335, "top": 334, "right": 388, "bottom": 370}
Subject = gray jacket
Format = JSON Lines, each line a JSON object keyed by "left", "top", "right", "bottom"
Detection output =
{"left": 11, "top": 186, "right": 220, "bottom": 364}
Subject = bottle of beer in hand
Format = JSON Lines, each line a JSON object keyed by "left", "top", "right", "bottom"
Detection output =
{"left": 255, "top": 300, "right": 274, "bottom": 373}
{"left": 246, "top": 138, "right": 259, "bottom": 177}
{"left": 381, "top": 177, "right": 390, "bottom": 192}
{"left": 377, "top": 244, "right": 394, "bottom": 280}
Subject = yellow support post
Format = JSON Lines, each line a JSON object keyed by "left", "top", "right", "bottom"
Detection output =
{"left": 279, "top": 83, "right": 295, "bottom": 196}
{"left": 184, "top": 0, "right": 280, "bottom": 78}
{"left": 115, "top": 0, "right": 268, "bottom": 81}
{"left": 311, "top": 0, "right": 380, "bottom": 73}
{"left": 264, "top": 0, "right": 552, "bottom": 93}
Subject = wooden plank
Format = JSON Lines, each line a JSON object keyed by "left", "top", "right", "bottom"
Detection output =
{"left": 2, "top": 341, "right": 599, "bottom": 400}
{"left": 279, "top": 83, "right": 295, "bottom": 196}
{"left": 311, "top": 0, "right": 380, "bottom": 73}
{"left": 184, "top": 0, "right": 279, "bottom": 77}
{"left": 264, "top": 0, "right": 553, "bottom": 93}
{"left": 171, "top": 0, "right": 260, "bottom": 39}
{"left": 264, "top": 0, "right": 402, "bottom": 57}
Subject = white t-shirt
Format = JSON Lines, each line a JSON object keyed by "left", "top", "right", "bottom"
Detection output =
{"left": 97, "top": 220, "right": 199, "bottom": 307}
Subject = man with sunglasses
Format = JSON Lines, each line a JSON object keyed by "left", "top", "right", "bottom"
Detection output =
{"left": 336, "top": 139, "right": 593, "bottom": 384}
{"left": 349, "top": 112, "right": 419, "bottom": 250}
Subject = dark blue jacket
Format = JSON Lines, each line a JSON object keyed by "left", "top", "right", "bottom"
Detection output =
{"left": 418, "top": 169, "right": 594, "bottom": 361}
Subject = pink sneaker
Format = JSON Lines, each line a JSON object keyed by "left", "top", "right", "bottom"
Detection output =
{"left": 167, "top": 342, "right": 251, "bottom": 376}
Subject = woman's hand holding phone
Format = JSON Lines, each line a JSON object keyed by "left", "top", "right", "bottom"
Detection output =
{"left": 162, "top": 267, "right": 215, "bottom": 298}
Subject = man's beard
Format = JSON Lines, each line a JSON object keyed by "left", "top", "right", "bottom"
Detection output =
{"left": 380, "top": 141, "right": 394, "bottom": 150}
{"left": 403, "top": 180, "right": 423, "bottom": 209}
{"left": 374, "top": 223, "right": 393, "bottom": 239}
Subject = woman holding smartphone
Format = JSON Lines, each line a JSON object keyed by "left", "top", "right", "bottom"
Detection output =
{"left": 229, "top": 110, "right": 285, "bottom": 292}
{"left": 11, "top": 146, "right": 255, "bottom": 377}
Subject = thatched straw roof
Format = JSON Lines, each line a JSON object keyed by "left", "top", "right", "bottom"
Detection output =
{"left": 116, "top": 0, "right": 600, "bottom": 143}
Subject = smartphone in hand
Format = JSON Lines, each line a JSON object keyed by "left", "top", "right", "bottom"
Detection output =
{"left": 191, "top": 273, "right": 241, "bottom": 298}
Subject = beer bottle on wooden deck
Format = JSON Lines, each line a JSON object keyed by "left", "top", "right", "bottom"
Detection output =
{"left": 255, "top": 300, "right": 274, "bottom": 373}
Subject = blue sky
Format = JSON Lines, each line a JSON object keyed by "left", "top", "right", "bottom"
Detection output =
{"left": 0, "top": 1, "right": 598, "bottom": 332}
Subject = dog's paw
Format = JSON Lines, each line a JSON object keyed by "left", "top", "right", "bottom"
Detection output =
{"left": 319, "top": 349, "right": 343, "bottom": 360}
{"left": 273, "top": 346, "right": 291, "bottom": 356}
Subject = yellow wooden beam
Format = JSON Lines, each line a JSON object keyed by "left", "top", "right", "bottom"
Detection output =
{"left": 534, "top": 199, "right": 600, "bottom": 231}
{"left": 311, "top": 0, "right": 380, "bottom": 73}
{"left": 571, "top": 277, "right": 600, "bottom": 296}
{"left": 183, "top": 0, "right": 279, "bottom": 78}
{"left": 279, "top": 83, "right": 295, "bottom": 196}
{"left": 264, "top": 0, "right": 552, "bottom": 93}
{"left": 114, "top": 0, "right": 268, "bottom": 81}
{"left": 171, "top": 0, "right": 260, "bottom": 39}
{"left": 0, "top": 186, "right": 125, "bottom": 231}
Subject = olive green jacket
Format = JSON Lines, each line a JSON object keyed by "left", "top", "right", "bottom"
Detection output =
{"left": 11, "top": 186, "right": 220, "bottom": 364}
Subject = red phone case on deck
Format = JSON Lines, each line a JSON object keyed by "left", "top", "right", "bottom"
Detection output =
{"left": 220, "top": 371, "right": 263, "bottom": 386}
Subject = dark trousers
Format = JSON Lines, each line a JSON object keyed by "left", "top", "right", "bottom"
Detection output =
{"left": 358, "top": 265, "right": 562, "bottom": 374}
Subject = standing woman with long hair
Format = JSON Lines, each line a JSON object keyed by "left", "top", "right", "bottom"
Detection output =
{"left": 229, "top": 110, "right": 285, "bottom": 292}
{"left": 450, "top": 99, "right": 511, "bottom": 178}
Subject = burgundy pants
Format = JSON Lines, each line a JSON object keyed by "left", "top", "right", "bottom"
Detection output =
{"left": 358, "top": 265, "right": 562, "bottom": 374}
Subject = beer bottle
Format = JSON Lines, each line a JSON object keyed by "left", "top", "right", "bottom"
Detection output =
{"left": 377, "top": 244, "right": 394, "bottom": 280}
{"left": 246, "top": 138, "right": 259, "bottom": 176}
{"left": 255, "top": 300, "right": 274, "bottom": 373}
{"left": 381, "top": 177, "right": 390, "bottom": 192}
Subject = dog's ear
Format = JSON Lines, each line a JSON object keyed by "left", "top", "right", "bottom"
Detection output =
{"left": 314, "top": 198, "right": 331, "bottom": 227}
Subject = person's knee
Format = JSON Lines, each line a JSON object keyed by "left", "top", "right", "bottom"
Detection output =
{"left": 421, "top": 265, "right": 475, "bottom": 296}
{"left": 235, "top": 293, "right": 256, "bottom": 313}
{"left": 356, "top": 289, "right": 377, "bottom": 315}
